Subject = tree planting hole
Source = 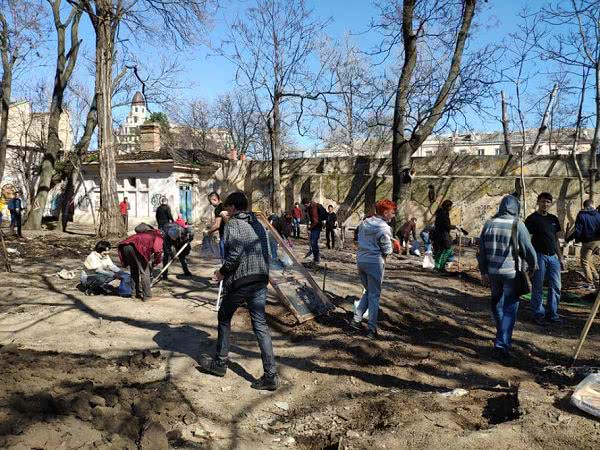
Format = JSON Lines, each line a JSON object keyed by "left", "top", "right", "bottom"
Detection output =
{"left": 483, "top": 391, "right": 520, "bottom": 425}
{"left": 322, "top": 443, "right": 340, "bottom": 450}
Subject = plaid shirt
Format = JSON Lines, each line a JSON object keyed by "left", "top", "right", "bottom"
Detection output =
{"left": 219, "top": 211, "right": 270, "bottom": 291}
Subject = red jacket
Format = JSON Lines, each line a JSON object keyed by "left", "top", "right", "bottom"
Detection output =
{"left": 292, "top": 207, "right": 303, "bottom": 219}
{"left": 118, "top": 230, "right": 163, "bottom": 266}
{"left": 307, "top": 201, "right": 321, "bottom": 230}
{"left": 119, "top": 201, "right": 129, "bottom": 215}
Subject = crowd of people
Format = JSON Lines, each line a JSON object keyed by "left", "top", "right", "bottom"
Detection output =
{"left": 74, "top": 185, "right": 600, "bottom": 389}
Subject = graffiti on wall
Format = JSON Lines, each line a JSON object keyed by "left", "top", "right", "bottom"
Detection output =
{"left": 77, "top": 195, "right": 91, "bottom": 212}
{"left": 151, "top": 193, "right": 167, "bottom": 211}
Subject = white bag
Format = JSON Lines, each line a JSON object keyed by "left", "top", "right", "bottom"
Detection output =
{"left": 422, "top": 253, "right": 435, "bottom": 269}
{"left": 353, "top": 290, "right": 369, "bottom": 319}
{"left": 571, "top": 373, "right": 600, "bottom": 418}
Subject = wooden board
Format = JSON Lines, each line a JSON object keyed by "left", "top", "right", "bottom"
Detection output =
{"left": 255, "top": 212, "right": 333, "bottom": 323}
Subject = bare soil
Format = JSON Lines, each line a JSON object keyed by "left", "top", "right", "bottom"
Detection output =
{"left": 0, "top": 227, "right": 599, "bottom": 450}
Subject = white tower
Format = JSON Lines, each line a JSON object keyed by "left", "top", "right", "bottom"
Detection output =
{"left": 117, "top": 92, "right": 150, "bottom": 154}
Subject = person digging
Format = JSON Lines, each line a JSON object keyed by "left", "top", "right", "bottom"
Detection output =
{"left": 199, "top": 191, "right": 279, "bottom": 391}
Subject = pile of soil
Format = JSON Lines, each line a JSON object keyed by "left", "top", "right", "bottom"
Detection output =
{"left": 0, "top": 345, "right": 202, "bottom": 449}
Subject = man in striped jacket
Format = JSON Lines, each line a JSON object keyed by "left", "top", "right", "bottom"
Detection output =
{"left": 478, "top": 194, "right": 537, "bottom": 362}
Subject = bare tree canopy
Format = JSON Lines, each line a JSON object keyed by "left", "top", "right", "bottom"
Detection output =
{"left": 220, "top": 0, "right": 337, "bottom": 213}
{"left": 0, "top": 0, "right": 45, "bottom": 184}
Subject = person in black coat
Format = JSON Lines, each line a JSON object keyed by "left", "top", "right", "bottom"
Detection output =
{"left": 155, "top": 198, "right": 173, "bottom": 231}
{"left": 432, "top": 200, "right": 456, "bottom": 271}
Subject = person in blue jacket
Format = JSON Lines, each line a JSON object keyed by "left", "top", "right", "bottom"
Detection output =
{"left": 566, "top": 199, "right": 600, "bottom": 289}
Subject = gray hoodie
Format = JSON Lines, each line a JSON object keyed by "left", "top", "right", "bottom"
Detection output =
{"left": 478, "top": 195, "right": 537, "bottom": 277}
{"left": 357, "top": 216, "right": 393, "bottom": 264}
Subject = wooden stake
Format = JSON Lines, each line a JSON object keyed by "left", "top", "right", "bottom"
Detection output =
{"left": 572, "top": 290, "right": 600, "bottom": 364}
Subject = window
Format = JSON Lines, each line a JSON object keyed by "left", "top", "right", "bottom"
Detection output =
{"left": 477, "top": 148, "right": 485, "bottom": 156}
{"left": 128, "top": 177, "right": 136, "bottom": 188}
{"left": 135, "top": 107, "right": 138, "bottom": 113}
{"left": 458, "top": 149, "right": 467, "bottom": 155}
{"left": 134, "top": 116, "right": 138, "bottom": 123}
{"left": 425, "top": 151, "right": 433, "bottom": 157}
{"left": 495, "top": 148, "right": 502, "bottom": 155}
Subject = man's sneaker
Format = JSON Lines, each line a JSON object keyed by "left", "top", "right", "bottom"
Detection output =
{"left": 492, "top": 347, "right": 510, "bottom": 364}
{"left": 182, "top": 271, "right": 193, "bottom": 278}
{"left": 533, "top": 316, "right": 546, "bottom": 326}
{"left": 366, "top": 329, "right": 379, "bottom": 340}
{"left": 251, "top": 374, "right": 280, "bottom": 391}
{"left": 346, "top": 320, "right": 361, "bottom": 335}
{"left": 548, "top": 316, "right": 563, "bottom": 325}
{"left": 198, "top": 359, "right": 227, "bottom": 377}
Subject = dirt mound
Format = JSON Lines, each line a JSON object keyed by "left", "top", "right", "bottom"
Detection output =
{"left": 0, "top": 345, "right": 200, "bottom": 449}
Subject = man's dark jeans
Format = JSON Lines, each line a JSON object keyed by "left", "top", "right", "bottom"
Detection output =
{"left": 215, "top": 284, "right": 277, "bottom": 377}
{"left": 309, "top": 228, "right": 321, "bottom": 262}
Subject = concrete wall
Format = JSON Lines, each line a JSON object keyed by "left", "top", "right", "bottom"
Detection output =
{"left": 208, "top": 153, "right": 591, "bottom": 233}
{"left": 74, "top": 152, "right": 592, "bottom": 235}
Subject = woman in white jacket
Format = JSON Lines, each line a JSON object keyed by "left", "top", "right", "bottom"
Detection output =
{"left": 80, "top": 241, "right": 127, "bottom": 295}
{"left": 349, "top": 199, "right": 396, "bottom": 339}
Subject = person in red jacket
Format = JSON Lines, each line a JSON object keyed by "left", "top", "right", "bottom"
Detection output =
{"left": 291, "top": 202, "right": 303, "bottom": 238}
{"left": 118, "top": 225, "right": 163, "bottom": 300}
{"left": 119, "top": 197, "right": 130, "bottom": 230}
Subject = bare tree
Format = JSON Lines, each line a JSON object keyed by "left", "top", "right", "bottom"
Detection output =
{"left": 0, "top": 0, "right": 44, "bottom": 184}
{"left": 318, "top": 37, "right": 391, "bottom": 157}
{"left": 537, "top": 0, "right": 600, "bottom": 200}
{"left": 26, "top": 0, "right": 83, "bottom": 230}
{"left": 373, "top": 0, "right": 483, "bottom": 219}
{"left": 215, "top": 90, "right": 264, "bottom": 158}
{"left": 220, "top": 0, "right": 337, "bottom": 213}
{"left": 169, "top": 99, "right": 212, "bottom": 150}
{"left": 71, "top": 0, "right": 215, "bottom": 237}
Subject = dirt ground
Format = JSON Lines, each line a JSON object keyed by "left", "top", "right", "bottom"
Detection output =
{"left": 0, "top": 225, "right": 599, "bottom": 450}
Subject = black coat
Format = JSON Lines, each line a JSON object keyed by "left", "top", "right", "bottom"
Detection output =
{"left": 432, "top": 208, "right": 453, "bottom": 250}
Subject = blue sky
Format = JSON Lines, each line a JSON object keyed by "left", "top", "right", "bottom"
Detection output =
{"left": 12, "top": 0, "right": 563, "bottom": 148}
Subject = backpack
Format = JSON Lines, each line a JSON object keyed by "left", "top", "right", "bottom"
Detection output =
{"left": 317, "top": 204, "right": 328, "bottom": 223}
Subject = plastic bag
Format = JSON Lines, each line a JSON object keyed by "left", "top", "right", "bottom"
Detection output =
{"left": 199, "top": 234, "right": 221, "bottom": 259}
{"left": 422, "top": 253, "right": 435, "bottom": 269}
{"left": 279, "top": 252, "right": 294, "bottom": 268}
{"left": 353, "top": 290, "right": 369, "bottom": 319}
{"left": 571, "top": 373, "right": 600, "bottom": 418}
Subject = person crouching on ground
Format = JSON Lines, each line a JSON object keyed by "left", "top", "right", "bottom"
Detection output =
{"left": 200, "top": 191, "right": 279, "bottom": 391}
{"left": 118, "top": 225, "right": 163, "bottom": 300}
{"left": 432, "top": 200, "right": 456, "bottom": 272}
{"left": 349, "top": 199, "right": 396, "bottom": 340}
{"left": 162, "top": 222, "right": 194, "bottom": 280}
{"left": 80, "top": 240, "right": 129, "bottom": 295}
{"left": 478, "top": 195, "right": 537, "bottom": 362}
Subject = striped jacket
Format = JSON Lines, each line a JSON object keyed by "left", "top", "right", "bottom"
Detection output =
{"left": 478, "top": 195, "right": 537, "bottom": 277}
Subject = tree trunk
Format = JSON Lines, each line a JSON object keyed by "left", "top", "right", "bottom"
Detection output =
{"left": 96, "top": 12, "right": 124, "bottom": 237}
{"left": 573, "top": 69, "right": 589, "bottom": 209}
{"left": 589, "top": 63, "right": 600, "bottom": 203}
{"left": 0, "top": 57, "right": 12, "bottom": 185}
{"left": 271, "top": 95, "right": 282, "bottom": 214}
{"left": 60, "top": 94, "right": 97, "bottom": 232}
{"left": 392, "top": 0, "right": 476, "bottom": 226}
{"left": 530, "top": 83, "right": 558, "bottom": 154}
{"left": 500, "top": 91, "right": 512, "bottom": 155}
{"left": 26, "top": 2, "right": 81, "bottom": 230}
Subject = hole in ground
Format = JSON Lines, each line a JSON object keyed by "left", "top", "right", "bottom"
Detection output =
{"left": 483, "top": 390, "right": 521, "bottom": 425}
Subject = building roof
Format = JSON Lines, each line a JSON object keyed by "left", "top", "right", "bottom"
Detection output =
{"left": 132, "top": 92, "right": 145, "bottom": 106}
{"left": 84, "top": 147, "right": 228, "bottom": 165}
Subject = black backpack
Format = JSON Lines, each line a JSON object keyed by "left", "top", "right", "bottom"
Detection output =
{"left": 317, "top": 204, "right": 328, "bottom": 223}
